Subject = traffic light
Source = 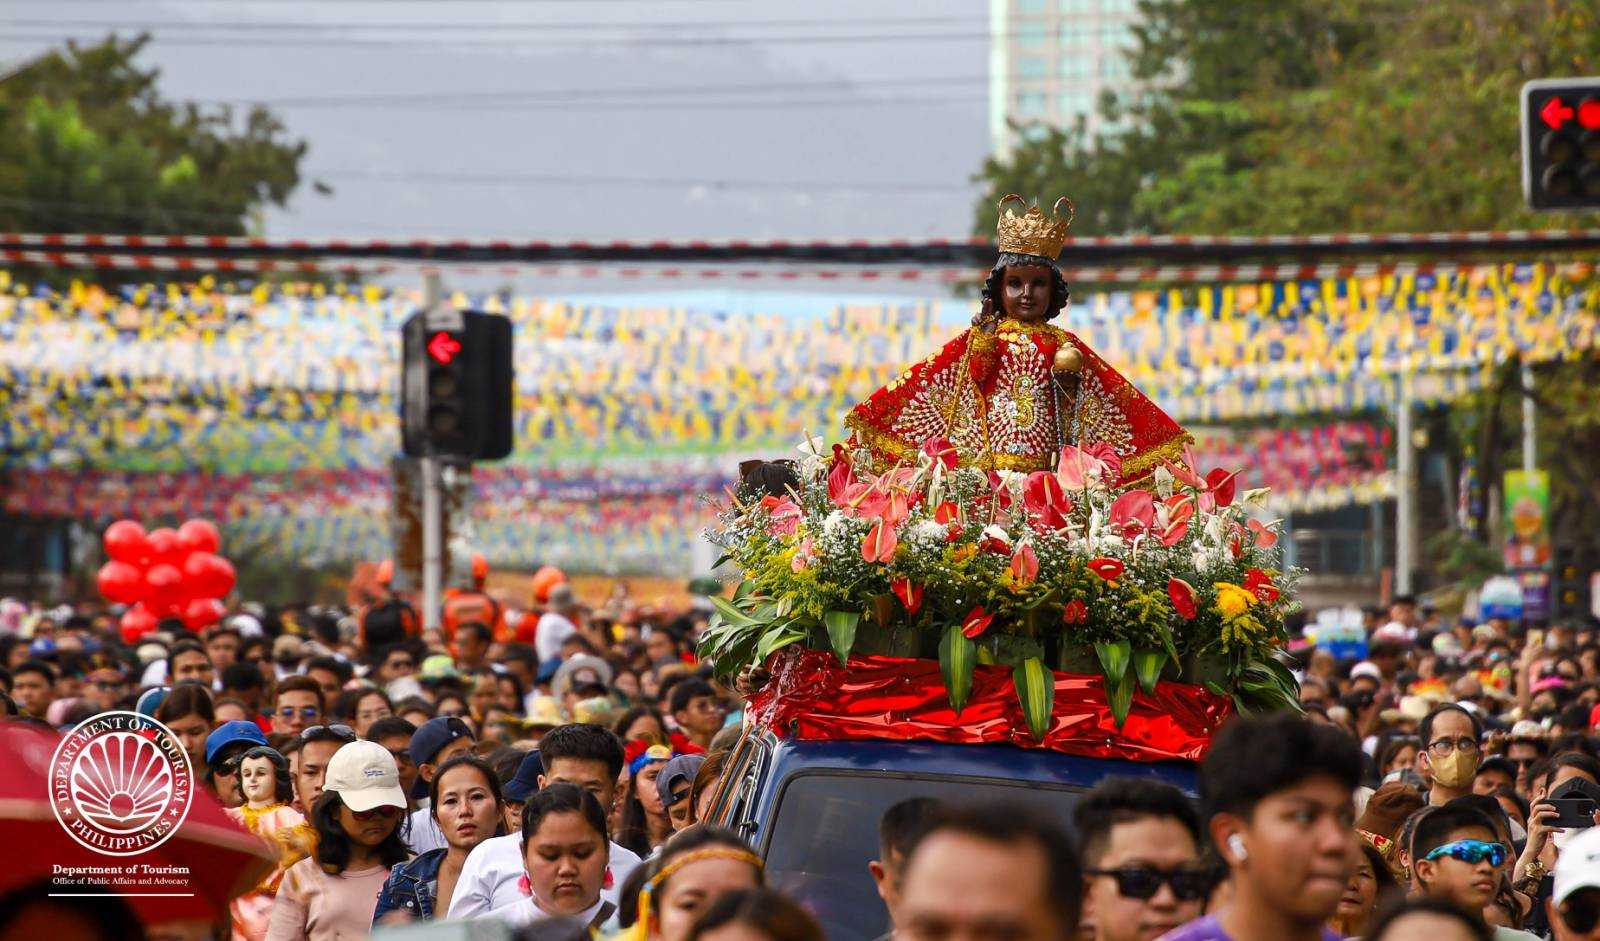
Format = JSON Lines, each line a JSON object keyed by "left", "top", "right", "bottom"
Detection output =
{"left": 401, "top": 307, "right": 514, "bottom": 460}
{"left": 1553, "top": 544, "right": 1592, "bottom": 621}
{"left": 1522, "top": 78, "right": 1600, "bottom": 210}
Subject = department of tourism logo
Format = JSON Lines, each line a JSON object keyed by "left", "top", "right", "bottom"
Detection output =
{"left": 50, "top": 711, "right": 194, "bottom": 857}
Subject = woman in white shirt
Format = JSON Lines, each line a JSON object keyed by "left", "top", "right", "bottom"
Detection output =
{"left": 486, "top": 783, "right": 616, "bottom": 930}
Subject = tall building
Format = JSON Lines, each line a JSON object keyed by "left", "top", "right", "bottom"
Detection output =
{"left": 988, "top": 0, "right": 1143, "bottom": 155}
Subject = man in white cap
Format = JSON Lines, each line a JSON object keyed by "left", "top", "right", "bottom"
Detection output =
{"left": 1550, "top": 826, "right": 1600, "bottom": 940}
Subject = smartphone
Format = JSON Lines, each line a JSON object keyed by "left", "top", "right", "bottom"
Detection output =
{"left": 1546, "top": 798, "right": 1598, "bottom": 830}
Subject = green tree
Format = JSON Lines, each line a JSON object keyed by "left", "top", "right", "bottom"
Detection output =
{"left": 975, "top": 0, "right": 1600, "bottom": 596}
{"left": 976, "top": 0, "right": 1600, "bottom": 235}
{"left": 0, "top": 34, "right": 313, "bottom": 235}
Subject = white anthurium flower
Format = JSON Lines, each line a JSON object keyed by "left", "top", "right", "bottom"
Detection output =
{"left": 795, "top": 433, "right": 828, "bottom": 477}
{"left": 1203, "top": 513, "right": 1227, "bottom": 544}
{"left": 1152, "top": 464, "right": 1175, "bottom": 499}
{"left": 1241, "top": 487, "right": 1271, "bottom": 507}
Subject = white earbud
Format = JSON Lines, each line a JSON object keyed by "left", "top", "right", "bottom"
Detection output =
{"left": 1228, "top": 834, "right": 1248, "bottom": 861}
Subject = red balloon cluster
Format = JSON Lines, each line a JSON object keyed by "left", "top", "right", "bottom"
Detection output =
{"left": 97, "top": 519, "right": 236, "bottom": 644}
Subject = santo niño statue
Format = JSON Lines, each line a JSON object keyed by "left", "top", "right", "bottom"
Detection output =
{"left": 845, "top": 195, "right": 1190, "bottom": 485}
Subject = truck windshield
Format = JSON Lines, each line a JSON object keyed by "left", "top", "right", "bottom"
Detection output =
{"left": 762, "top": 770, "right": 1085, "bottom": 941}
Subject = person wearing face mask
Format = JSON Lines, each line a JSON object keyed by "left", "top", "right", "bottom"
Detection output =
{"left": 1419, "top": 705, "right": 1484, "bottom": 807}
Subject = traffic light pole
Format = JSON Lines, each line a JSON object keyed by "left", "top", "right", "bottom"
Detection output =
{"left": 1395, "top": 375, "right": 1416, "bottom": 596}
{"left": 420, "top": 271, "right": 443, "bottom": 633}
{"left": 1522, "top": 362, "right": 1538, "bottom": 473}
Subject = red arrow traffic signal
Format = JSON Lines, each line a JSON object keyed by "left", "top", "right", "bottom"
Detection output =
{"left": 1541, "top": 96, "right": 1575, "bottom": 129}
{"left": 427, "top": 331, "right": 462, "bottom": 364}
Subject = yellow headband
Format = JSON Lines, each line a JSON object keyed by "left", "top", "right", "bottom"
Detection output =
{"left": 623, "top": 848, "right": 766, "bottom": 941}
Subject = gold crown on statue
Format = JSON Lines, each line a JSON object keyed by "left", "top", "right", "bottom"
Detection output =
{"left": 995, "top": 194, "right": 1075, "bottom": 259}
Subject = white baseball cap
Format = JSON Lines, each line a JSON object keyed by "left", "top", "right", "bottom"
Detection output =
{"left": 322, "top": 740, "right": 407, "bottom": 813}
{"left": 1554, "top": 826, "right": 1600, "bottom": 906}
{"left": 1350, "top": 662, "right": 1383, "bottom": 682}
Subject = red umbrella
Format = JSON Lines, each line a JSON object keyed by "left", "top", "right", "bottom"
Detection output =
{"left": 0, "top": 718, "right": 276, "bottom": 927}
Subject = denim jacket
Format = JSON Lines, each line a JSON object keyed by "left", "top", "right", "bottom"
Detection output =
{"left": 373, "top": 848, "right": 446, "bottom": 925}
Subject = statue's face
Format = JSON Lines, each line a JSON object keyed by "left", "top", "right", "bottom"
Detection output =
{"left": 240, "top": 755, "right": 277, "bottom": 805}
{"left": 1000, "top": 264, "right": 1054, "bottom": 322}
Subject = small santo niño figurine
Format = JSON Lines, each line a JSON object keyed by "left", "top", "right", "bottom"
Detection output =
{"left": 846, "top": 195, "right": 1190, "bottom": 483}
{"left": 224, "top": 746, "right": 316, "bottom": 941}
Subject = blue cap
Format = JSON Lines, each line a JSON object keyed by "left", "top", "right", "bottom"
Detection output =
{"left": 503, "top": 749, "right": 543, "bottom": 803}
{"left": 536, "top": 657, "right": 562, "bottom": 685}
{"left": 205, "top": 720, "right": 268, "bottom": 765}
{"left": 136, "top": 687, "right": 169, "bottom": 718}
{"left": 409, "top": 715, "right": 475, "bottom": 766}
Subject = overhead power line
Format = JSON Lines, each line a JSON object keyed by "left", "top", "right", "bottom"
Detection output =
{"left": 193, "top": 74, "right": 991, "bottom": 109}
{"left": 0, "top": 27, "right": 996, "bottom": 49}
{"left": 311, "top": 169, "right": 972, "bottom": 191}
{"left": 2, "top": 15, "right": 980, "bottom": 32}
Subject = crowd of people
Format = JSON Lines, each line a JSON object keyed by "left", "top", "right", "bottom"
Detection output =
{"left": 5, "top": 579, "right": 1600, "bottom": 941}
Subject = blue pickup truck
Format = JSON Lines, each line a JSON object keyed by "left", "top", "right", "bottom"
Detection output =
{"left": 703, "top": 728, "right": 1198, "bottom": 941}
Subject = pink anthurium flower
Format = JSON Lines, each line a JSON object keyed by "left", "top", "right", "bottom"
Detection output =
{"left": 861, "top": 519, "right": 898, "bottom": 564}
{"left": 961, "top": 606, "right": 994, "bottom": 639}
{"left": 757, "top": 494, "right": 802, "bottom": 538}
{"left": 1158, "top": 519, "right": 1190, "bottom": 547}
{"left": 1010, "top": 543, "right": 1040, "bottom": 585}
{"left": 1109, "top": 489, "right": 1155, "bottom": 536}
{"left": 1247, "top": 518, "right": 1279, "bottom": 548}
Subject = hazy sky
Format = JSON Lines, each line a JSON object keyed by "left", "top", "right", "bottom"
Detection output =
{"left": 1, "top": 0, "right": 992, "bottom": 241}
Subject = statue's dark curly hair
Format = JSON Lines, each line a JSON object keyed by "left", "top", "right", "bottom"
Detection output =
{"left": 980, "top": 252, "right": 1071, "bottom": 322}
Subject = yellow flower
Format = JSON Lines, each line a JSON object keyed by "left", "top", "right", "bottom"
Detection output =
{"left": 1213, "top": 582, "right": 1259, "bottom": 619}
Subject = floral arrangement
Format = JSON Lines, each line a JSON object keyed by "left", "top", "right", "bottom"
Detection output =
{"left": 701, "top": 436, "right": 1303, "bottom": 737}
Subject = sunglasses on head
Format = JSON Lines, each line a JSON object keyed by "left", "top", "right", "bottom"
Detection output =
{"left": 1085, "top": 866, "right": 1213, "bottom": 902}
{"left": 1423, "top": 839, "right": 1507, "bottom": 868}
{"left": 300, "top": 723, "right": 357, "bottom": 742}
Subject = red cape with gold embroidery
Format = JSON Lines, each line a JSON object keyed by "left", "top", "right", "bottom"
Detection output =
{"left": 844, "top": 319, "right": 1190, "bottom": 485}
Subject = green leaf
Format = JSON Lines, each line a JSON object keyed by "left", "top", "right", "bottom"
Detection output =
{"left": 1133, "top": 649, "right": 1167, "bottom": 695}
{"left": 1094, "top": 640, "right": 1131, "bottom": 698}
{"left": 709, "top": 595, "right": 761, "bottom": 629}
{"left": 713, "top": 631, "right": 761, "bottom": 678}
{"left": 823, "top": 610, "right": 862, "bottom": 665}
{"left": 939, "top": 623, "right": 977, "bottom": 715}
{"left": 1013, "top": 656, "right": 1055, "bottom": 741}
{"left": 1108, "top": 674, "right": 1136, "bottom": 727}
{"left": 732, "top": 579, "right": 757, "bottom": 601}
{"left": 756, "top": 625, "right": 809, "bottom": 662}
{"left": 711, "top": 552, "right": 732, "bottom": 570}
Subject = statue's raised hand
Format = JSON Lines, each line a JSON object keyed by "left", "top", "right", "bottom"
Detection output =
{"left": 972, "top": 296, "right": 999, "bottom": 334}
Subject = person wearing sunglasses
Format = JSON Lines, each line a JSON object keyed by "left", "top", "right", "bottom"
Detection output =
{"left": 1410, "top": 804, "right": 1540, "bottom": 941}
{"left": 269, "top": 740, "right": 410, "bottom": 941}
{"left": 1074, "top": 778, "right": 1208, "bottom": 941}
{"left": 204, "top": 719, "right": 269, "bottom": 808}
{"left": 272, "top": 675, "right": 327, "bottom": 737}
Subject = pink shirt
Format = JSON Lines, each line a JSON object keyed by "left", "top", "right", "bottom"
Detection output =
{"left": 266, "top": 857, "right": 390, "bottom": 941}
